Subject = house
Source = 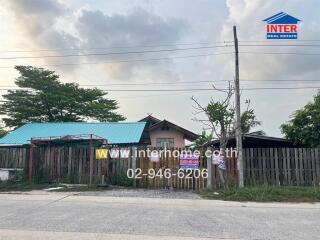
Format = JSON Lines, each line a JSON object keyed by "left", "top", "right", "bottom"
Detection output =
{"left": 0, "top": 122, "right": 147, "bottom": 147}
{"left": 139, "top": 115, "right": 199, "bottom": 148}
{"left": 0, "top": 122, "right": 149, "bottom": 184}
{"left": 207, "top": 133, "right": 300, "bottom": 149}
{"left": 0, "top": 120, "right": 198, "bottom": 185}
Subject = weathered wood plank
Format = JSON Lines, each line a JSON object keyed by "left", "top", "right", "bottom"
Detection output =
{"left": 315, "top": 148, "right": 320, "bottom": 186}
{"left": 274, "top": 148, "right": 279, "bottom": 186}
{"left": 294, "top": 148, "right": 300, "bottom": 186}
{"left": 287, "top": 148, "right": 292, "bottom": 185}
{"left": 262, "top": 148, "right": 267, "bottom": 185}
{"left": 311, "top": 148, "right": 316, "bottom": 186}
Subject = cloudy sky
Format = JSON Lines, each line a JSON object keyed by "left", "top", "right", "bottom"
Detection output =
{"left": 0, "top": 0, "right": 319, "bottom": 137}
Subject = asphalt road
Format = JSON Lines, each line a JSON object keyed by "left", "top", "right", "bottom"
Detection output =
{"left": 0, "top": 191, "right": 319, "bottom": 240}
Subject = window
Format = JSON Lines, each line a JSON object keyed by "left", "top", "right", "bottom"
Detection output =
{"left": 156, "top": 138, "right": 174, "bottom": 148}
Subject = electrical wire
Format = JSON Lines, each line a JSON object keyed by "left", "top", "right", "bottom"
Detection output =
{"left": 1, "top": 87, "right": 318, "bottom": 92}
{"left": 0, "top": 41, "right": 235, "bottom": 53}
{"left": 239, "top": 44, "right": 320, "bottom": 47}
{"left": 239, "top": 51, "right": 320, "bottom": 56}
{"left": 0, "top": 79, "right": 320, "bottom": 88}
{"left": 0, "top": 45, "right": 233, "bottom": 60}
{"left": 0, "top": 52, "right": 233, "bottom": 69}
{"left": 103, "top": 86, "right": 320, "bottom": 91}
{"left": 2, "top": 39, "right": 320, "bottom": 53}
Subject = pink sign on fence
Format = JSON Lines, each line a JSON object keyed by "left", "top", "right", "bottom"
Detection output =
{"left": 179, "top": 154, "right": 199, "bottom": 170}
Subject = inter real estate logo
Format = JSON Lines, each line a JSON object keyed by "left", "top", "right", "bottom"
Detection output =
{"left": 263, "top": 12, "right": 301, "bottom": 39}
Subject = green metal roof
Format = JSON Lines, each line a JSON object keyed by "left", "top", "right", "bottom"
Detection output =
{"left": 0, "top": 122, "right": 146, "bottom": 146}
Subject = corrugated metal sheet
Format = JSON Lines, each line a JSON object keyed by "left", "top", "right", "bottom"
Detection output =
{"left": 0, "top": 122, "right": 146, "bottom": 146}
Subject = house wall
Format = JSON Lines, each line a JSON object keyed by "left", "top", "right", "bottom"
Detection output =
{"left": 149, "top": 128, "right": 185, "bottom": 148}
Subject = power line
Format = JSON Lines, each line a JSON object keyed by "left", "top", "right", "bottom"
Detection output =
{"left": 242, "top": 79, "right": 320, "bottom": 82}
{"left": 117, "top": 91, "right": 198, "bottom": 99}
{"left": 0, "top": 50, "right": 319, "bottom": 70}
{"left": 1, "top": 40, "right": 320, "bottom": 55}
{"left": 2, "top": 80, "right": 320, "bottom": 88}
{"left": 104, "top": 86, "right": 320, "bottom": 91}
{"left": 2, "top": 40, "right": 320, "bottom": 53}
{"left": 0, "top": 79, "right": 320, "bottom": 88}
{"left": 0, "top": 52, "right": 234, "bottom": 69}
{"left": 239, "top": 51, "right": 320, "bottom": 56}
{"left": 239, "top": 44, "right": 320, "bottom": 47}
{"left": 238, "top": 40, "right": 320, "bottom": 43}
{"left": 0, "top": 41, "right": 235, "bottom": 53}
{"left": 0, "top": 86, "right": 318, "bottom": 93}
{"left": 69, "top": 86, "right": 320, "bottom": 91}
{"left": 0, "top": 49, "right": 319, "bottom": 68}
{"left": 0, "top": 45, "right": 233, "bottom": 60}
{"left": 101, "top": 86, "right": 320, "bottom": 91}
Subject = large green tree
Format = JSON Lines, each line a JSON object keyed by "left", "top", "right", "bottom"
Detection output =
{"left": 0, "top": 127, "right": 7, "bottom": 137}
{"left": 281, "top": 93, "right": 320, "bottom": 147}
{"left": 0, "top": 66, "right": 126, "bottom": 128}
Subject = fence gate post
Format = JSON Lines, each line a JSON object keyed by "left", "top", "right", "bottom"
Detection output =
{"left": 89, "top": 135, "right": 94, "bottom": 185}
{"left": 206, "top": 147, "right": 212, "bottom": 189}
{"left": 28, "top": 142, "right": 34, "bottom": 184}
{"left": 131, "top": 146, "right": 137, "bottom": 188}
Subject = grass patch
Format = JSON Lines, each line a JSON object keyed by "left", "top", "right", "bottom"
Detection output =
{"left": 198, "top": 186, "right": 320, "bottom": 202}
{"left": 52, "top": 185, "right": 104, "bottom": 192}
{"left": 0, "top": 180, "right": 109, "bottom": 193}
{"left": 0, "top": 181, "right": 59, "bottom": 192}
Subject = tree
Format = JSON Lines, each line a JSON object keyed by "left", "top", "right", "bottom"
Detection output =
{"left": 241, "top": 99, "right": 263, "bottom": 134}
{"left": 0, "top": 66, "right": 126, "bottom": 128}
{"left": 0, "top": 127, "right": 7, "bottom": 138}
{"left": 191, "top": 131, "right": 213, "bottom": 149}
{"left": 281, "top": 93, "right": 320, "bottom": 147}
{"left": 191, "top": 84, "right": 262, "bottom": 191}
{"left": 192, "top": 85, "right": 262, "bottom": 155}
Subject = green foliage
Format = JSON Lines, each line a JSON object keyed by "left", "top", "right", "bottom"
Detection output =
{"left": 62, "top": 175, "right": 74, "bottom": 184}
{"left": 206, "top": 100, "right": 235, "bottom": 128}
{"left": 192, "top": 93, "right": 262, "bottom": 155}
{"left": 199, "top": 186, "right": 320, "bottom": 202}
{"left": 0, "top": 121, "right": 7, "bottom": 137}
{"left": 0, "top": 127, "right": 7, "bottom": 138}
{"left": 33, "top": 168, "right": 52, "bottom": 184}
{"left": 0, "top": 181, "right": 55, "bottom": 192}
{"left": 192, "top": 131, "right": 213, "bottom": 148}
{"left": 0, "top": 66, "right": 126, "bottom": 128}
{"left": 110, "top": 171, "right": 133, "bottom": 187}
{"left": 108, "top": 165, "right": 133, "bottom": 187}
{"left": 241, "top": 109, "right": 261, "bottom": 134}
{"left": 194, "top": 97, "right": 261, "bottom": 139}
{"left": 281, "top": 93, "right": 320, "bottom": 147}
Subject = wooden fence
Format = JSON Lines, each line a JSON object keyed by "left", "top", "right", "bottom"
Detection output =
{"left": 28, "top": 146, "right": 134, "bottom": 185}
{"left": 0, "top": 148, "right": 27, "bottom": 169}
{"left": 0, "top": 147, "right": 319, "bottom": 188}
{"left": 136, "top": 149, "right": 207, "bottom": 190}
{"left": 241, "top": 148, "right": 320, "bottom": 186}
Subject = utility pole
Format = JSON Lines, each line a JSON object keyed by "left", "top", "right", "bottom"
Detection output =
{"left": 233, "top": 26, "right": 244, "bottom": 188}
